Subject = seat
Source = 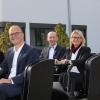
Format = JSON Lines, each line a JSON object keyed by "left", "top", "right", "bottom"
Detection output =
{"left": 53, "top": 64, "right": 68, "bottom": 82}
{"left": 22, "top": 59, "right": 54, "bottom": 100}
{"left": 52, "top": 88, "right": 68, "bottom": 100}
{"left": 86, "top": 54, "right": 100, "bottom": 100}
{"left": 53, "top": 65, "right": 63, "bottom": 81}
{"left": 52, "top": 82, "right": 68, "bottom": 100}
{"left": 84, "top": 53, "right": 97, "bottom": 94}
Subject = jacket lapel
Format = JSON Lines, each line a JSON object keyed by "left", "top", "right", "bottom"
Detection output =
{"left": 67, "top": 48, "right": 72, "bottom": 60}
{"left": 17, "top": 44, "right": 26, "bottom": 64}
{"left": 16, "top": 44, "right": 26, "bottom": 74}
{"left": 53, "top": 45, "right": 59, "bottom": 58}
{"left": 46, "top": 47, "right": 50, "bottom": 58}
{"left": 9, "top": 49, "right": 14, "bottom": 68}
{"left": 75, "top": 47, "right": 82, "bottom": 59}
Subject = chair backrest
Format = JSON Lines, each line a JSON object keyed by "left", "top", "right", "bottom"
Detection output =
{"left": 23, "top": 59, "right": 54, "bottom": 100}
{"left": 86, "top": 54, "right": 100, "bottom": 100}
{"left": 85, "top": 53, "right": 97, "bottom": 70}
{"left": 84, "top": 53, "right": 97, "bottom": 92}
{"left": 52, "top": 88, "right": 68, "bottom": 100}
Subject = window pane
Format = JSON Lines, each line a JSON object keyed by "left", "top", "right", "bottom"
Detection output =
{"left": 35, "top": 28, "right": 47, "bottom": 46}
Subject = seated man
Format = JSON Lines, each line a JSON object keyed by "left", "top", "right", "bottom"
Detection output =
{"left": 40, "top": 31, "right": 66, "bottom": 60}
{"left": 0, "top": 25, "right": 39, "bottom": 100}
{"left": 40, "top": 31, "right": 66, "bottom": 72}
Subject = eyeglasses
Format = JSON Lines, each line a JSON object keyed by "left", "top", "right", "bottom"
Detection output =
{"left": 9, "top": 32, "right": 22, "bottom": 37}
{"left": 71, "top": 36, "right": 81, "bottom": 39}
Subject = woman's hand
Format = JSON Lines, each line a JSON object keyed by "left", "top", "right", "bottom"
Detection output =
{"left": 59, "top": 59, "right": 67, "bottom": 64}
{"left": 55, "top": 59, "right": 68, "bottom": 65}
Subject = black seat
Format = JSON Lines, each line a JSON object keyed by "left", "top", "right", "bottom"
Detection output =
{"left": 52, "top": 88, "right": 68, "bottom": 100}
{"left": 53, "top": 64, "right": 67, "bottom": 82}
{"left": 22, "top": 59, "right": 54, "bottom": 100}
{"left": 86, "top": 54, "right": 100, "bottom": 100}
{"left": 84, "top": 53, "right": 97, "bottom": 94}
{"left": 52, "top": 82, "right": 68, "bottom": 100}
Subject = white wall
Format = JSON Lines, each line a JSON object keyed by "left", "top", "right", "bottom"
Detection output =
{"left": 1, "top": 0, "right": 100, "bottom": 53}
{"left": 70, "top": 0, "right": 100, "bottom": 53}
{"left": 0, "top": 1, "right": 3, "bottom": 21}
{"left": 2, "top": 0, "right": 67, "bottom": 24}
{"left": 2, "top": 0, "right": 69, "bottom": 46}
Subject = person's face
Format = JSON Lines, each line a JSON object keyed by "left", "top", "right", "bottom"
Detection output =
{"left": 9, "top": 26, "right": 24, "bottom": 46}
{"left": 47, "top": 32, "right": 58, "bottom": 46}
{"left": 71, "top": 32, "right": 83, "bottom": 47}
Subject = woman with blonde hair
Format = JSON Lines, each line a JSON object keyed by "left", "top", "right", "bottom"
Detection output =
{"left": 56, "top": 29, "right": 91, "bottom": 98}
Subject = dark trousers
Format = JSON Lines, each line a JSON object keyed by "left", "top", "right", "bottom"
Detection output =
{"left": 0, "top": 83, "right": 22, "bottom": 99}
{"left": 67, "top": 72, "right": 84, "bottom": 93}
{"left": 0, "top": 91, "right": 6, "bottom": 100}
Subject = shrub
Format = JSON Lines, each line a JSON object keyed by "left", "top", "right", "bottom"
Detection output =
{"left": 0, "top": 23, "right": 13, "bottom": 54}
{"left": 54, "top": 23, "right": 69, "bottom": 47}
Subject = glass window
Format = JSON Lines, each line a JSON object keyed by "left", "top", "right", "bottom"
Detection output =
{"left": 35, "top": 28, "right": 47, "bottom": 46}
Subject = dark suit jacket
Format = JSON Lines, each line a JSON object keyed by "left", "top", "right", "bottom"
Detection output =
{"left": 40, "top": 45, "right": 66, "bottom": 60}
{"left": 1, "top": 43, "right": 39, "bottom": 86}
{"left": 0, "top": 51, "right": 4, "bottom": 64}
{"left": 66, "top": 46, "right": 91, "bottom": 74}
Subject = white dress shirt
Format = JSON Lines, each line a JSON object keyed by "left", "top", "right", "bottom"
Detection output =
{"left": 8, "top": 43, "right": 24, "bottom": 79}
{"left": 48, "top": 44, "right": 57, "bottom": 59}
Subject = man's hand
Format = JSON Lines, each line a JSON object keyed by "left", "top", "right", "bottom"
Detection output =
{"left": 0, "top": 78, "right": 11, "bottom": 84}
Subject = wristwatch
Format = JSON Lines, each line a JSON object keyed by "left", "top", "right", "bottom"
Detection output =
{"left": 68, "top": 60, "right": 72, "bottom": 65}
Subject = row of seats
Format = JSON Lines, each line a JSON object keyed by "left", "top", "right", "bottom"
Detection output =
{"left": 8, "top": 53, "right": 100, "bottom": 100}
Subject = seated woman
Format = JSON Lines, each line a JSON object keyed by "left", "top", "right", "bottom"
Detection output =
{"left": 55, "top": 30, "right": 91, "bottom": 97}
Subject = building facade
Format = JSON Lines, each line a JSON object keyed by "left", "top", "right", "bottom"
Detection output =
{"left": 0, "top": 0, "right": 100, "bottom": 53}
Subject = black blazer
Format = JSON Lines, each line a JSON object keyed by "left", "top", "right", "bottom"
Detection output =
{"left": 0, "top": 51, "right": 4, "bottom": 64}
{"left": 40, "top": 45, "right": 66, "bottom": 60}
{"left": 66, "top": 46, "right": 91, "bottom": 74}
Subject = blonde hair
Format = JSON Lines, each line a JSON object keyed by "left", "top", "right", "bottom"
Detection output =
{"left": 70, "top": 30, "right": 86, "bottom": 48}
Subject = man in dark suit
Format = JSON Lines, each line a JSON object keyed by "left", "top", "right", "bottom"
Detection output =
{"left": 40, "top": 31, "right": 67, "bottom": 99}
{"left": 40, "top": 31, "right": 66, "bottom": 60}
{"left": 40, "top": 31, "right": 67, "bottom": 89}
{"left": 0, "top": 25, "right": 39, "bottom": 100}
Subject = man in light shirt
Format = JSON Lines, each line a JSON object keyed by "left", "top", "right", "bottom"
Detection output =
{"left": 0, "top": 25, "right": 39, "bottom": 100}
{"left": 40, "top": 31, "right": 66, "bottom": 60}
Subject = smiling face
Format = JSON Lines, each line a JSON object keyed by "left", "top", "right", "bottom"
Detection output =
{"left": 70, "top": 32, "right": 83, "bottom": 48}
{"left": 47, "top": 31, "right": 58, "bottom": 46}
{"left": 9, "top": 25, "right": 24, "bottom": 46}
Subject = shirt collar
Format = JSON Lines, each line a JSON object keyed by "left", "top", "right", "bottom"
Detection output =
{"left": 13, "top": 43, "right": 25, "bottom": 52}
{"left": 49, "top": 43, "right": 57, "bottom": 49}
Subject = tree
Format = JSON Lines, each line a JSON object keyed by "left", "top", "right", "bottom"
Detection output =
{"left": 0, "top": 23, "right": 13, "bottom": 54}
{"left": 54, "top": 23, "right": 69, "bottom": 47}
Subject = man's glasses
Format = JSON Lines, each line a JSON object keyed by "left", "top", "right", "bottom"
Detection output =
{"left": 9, "top": 32, "right": 22, "bottom": 37}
